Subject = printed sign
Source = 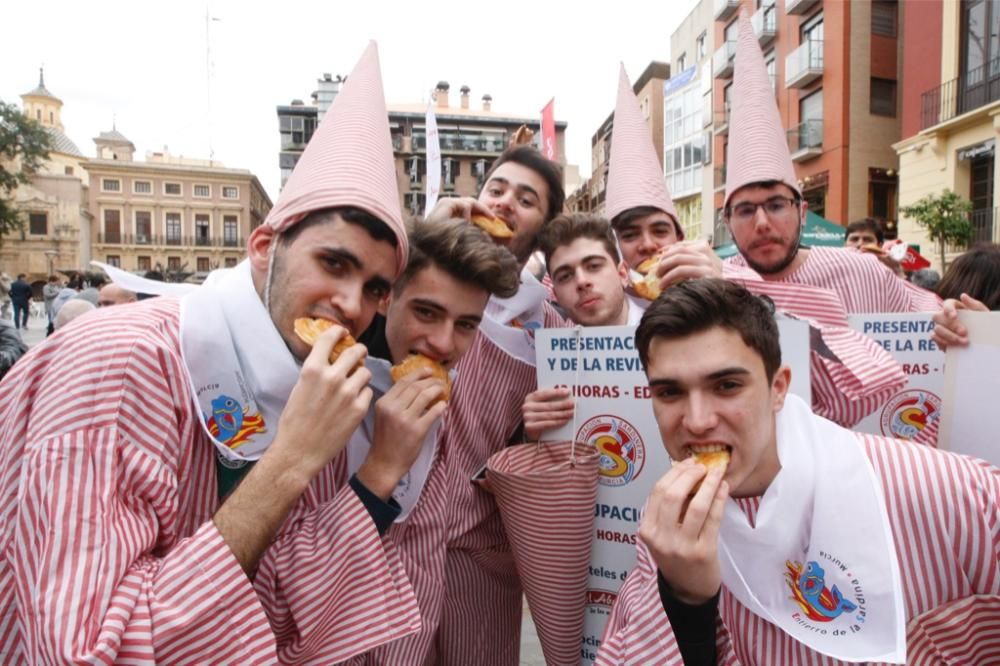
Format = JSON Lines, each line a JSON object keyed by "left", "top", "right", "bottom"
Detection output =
{"left": 848, "top": 313, "right": 944, "bottom": 441}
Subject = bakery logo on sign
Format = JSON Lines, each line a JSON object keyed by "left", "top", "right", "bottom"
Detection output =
{"left": 880, "top": 389, "right": 941, "bottom": 440}
{"left": 784, "top": 553, "right": 867, "bottom": 637}
{"left": 577, "top": 415, "right": 645, "bottom": 487}
{"left": 584, "top": 588, "right": 618, "bottom": 617}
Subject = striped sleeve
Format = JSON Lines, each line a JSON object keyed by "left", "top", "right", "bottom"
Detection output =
{"left": 253, "top": 485, "right": 422, "bottom": 664}
{"left": 809, "top": 325, "right": 906, "bottom": 427}
{"left": 596, "top": 543, "right": 710, "bottom": 666}
{"left": 7, "top": 429, "right": 275, "bottom": 665}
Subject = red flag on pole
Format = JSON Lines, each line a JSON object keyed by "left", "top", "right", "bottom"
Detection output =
{"left": 541, "top": 98, "right": 556, "bottom": 160}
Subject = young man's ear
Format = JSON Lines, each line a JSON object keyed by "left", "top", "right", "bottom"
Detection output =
{"left": 378, "top": 291, "right": 393, "bottom": 316}
{"left": 247, "top": 225, "right": 277, "bottom": 275}
{"left": 617, "top": 260, "right": 630, "bottom": 287}
{"left": 770, "top": 365, "right": 792, "bottom": 413}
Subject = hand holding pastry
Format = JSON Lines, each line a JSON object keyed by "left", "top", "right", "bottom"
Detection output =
{"left": 274, "top": 321, "right": 372, "bottom": 478}
{"left": 359, "top": 365, "right": 448, "bottom": 500}
{"left": 638, "top": 457, "right": 729, "bottom": 605}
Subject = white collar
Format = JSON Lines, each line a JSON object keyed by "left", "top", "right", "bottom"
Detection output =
{"left": 717, "top": 395, "right": 906, "bottom": 663}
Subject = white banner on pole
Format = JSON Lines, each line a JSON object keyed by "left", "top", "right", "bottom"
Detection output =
{"left": 424, "top": 101, "right": 441, "bottom": 217}
{"left": 536, "top": 321, "right": 811, "bottom": 664}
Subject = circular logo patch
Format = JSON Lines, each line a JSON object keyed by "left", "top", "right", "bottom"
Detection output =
{"left": 577, "top": 414, "right": 646, "bottom": 487}
{"left": 880, "top": 389, "right": 941, "bottom": 440}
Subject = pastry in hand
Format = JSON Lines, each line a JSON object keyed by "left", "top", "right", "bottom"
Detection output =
{"left": 293, "top": 317, "right": 361, "bottom": 367}
{"left": 689, "top": 446, "right": 730, "bottom": 494}
{"left": 636, "top": 255, "right": 662, "bottom": 276}
{"left": 632, "top": 271, "right": 662, "bottom": 302}
{"left": 390, "top": 353, "right": 452, "bottom": 404}
{"left": 471, "top": 214, "right": 513, "bottom": 239}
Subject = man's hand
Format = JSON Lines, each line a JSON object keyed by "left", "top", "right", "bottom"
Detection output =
{"left": 655, "top": 240, "right": 724, "bottom": 288}
{"left": 269, "top": 324, "right": 374, "bottom": 480}
{"left": 214, "top": 324, "right": 374, "bottom": 573}
{"left": 638, "top": 458, "right": 728, "bottom": 605}
{"left": 522, "top": 387, "right": 574, "bottom": 440}
{"left": 357, "top": 368, "right": 448, "bottom": 501}
{"left": 423, "top": 196, "right": 494, "bottom": 225}
{"left": 932, "top": 293, "right": 988, "bottom": 350}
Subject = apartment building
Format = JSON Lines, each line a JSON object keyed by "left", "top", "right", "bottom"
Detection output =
{"left": 895, "top": 0, "right": 1000, "bottom": 267}
{"left": 712, "top": 0, "right": 902, "bottom": 243}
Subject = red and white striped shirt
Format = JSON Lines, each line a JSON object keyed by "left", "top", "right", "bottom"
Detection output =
{"left": 433, "top": 303, "right": 568, "bottom": 665}
{"left": 597, "top": 434, "right": 1000, "bottom": 665}
{"left": 0, "top": 298, "right": 421, "bottom": 665}
{"left": 723, "top": 264, "right": 907, "bottom": 427}
{"left": 727, "top": 247, "right": 942, "bottom": 314}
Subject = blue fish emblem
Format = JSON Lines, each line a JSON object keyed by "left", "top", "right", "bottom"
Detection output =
{"left": 211, "top": 395, "right": 244, "bottom": 443}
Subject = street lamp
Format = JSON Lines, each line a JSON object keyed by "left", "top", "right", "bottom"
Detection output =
{"left": 43, "top": 250, "right": 58, "bottom": 276}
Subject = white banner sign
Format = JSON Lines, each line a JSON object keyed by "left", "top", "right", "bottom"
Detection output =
{"left": 424, "top": 102, "right": 441, "bottom": 217}
{"left": 847, "top": 313, "right": 944, "bottom": 441}
{"left": 939, "top": 311, "right": 1000, "bottom": 465}
{"left": 536, "top": 320, "right": 811, "bottom": 664}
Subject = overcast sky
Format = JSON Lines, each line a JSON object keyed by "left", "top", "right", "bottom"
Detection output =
{"left": 3, "top": 0, "right": 699, "bottom": 201}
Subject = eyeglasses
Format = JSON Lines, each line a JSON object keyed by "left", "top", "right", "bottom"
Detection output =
{"left": 725, "top": 196, "right": 799, "bottom": 224}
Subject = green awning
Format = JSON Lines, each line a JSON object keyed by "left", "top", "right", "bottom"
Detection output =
{"left": 801, "top": 210, "right": 845, "bottom": 247}
{"left": 713, "top": 211, "right": 844, "bottom": 258}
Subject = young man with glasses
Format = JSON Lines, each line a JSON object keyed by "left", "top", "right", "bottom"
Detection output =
{"left": 720, "top": 15, "right": 938, "bottom": 315}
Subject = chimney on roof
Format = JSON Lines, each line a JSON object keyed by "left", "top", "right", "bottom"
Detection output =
{"left": 435, "top": 81, "right": 450, "bottom": 109}
{"left": 460, "top": 85, "right": 471, "bottom": 110}
{"left": 482, "top": 94, "right": 492, "bottom": 112}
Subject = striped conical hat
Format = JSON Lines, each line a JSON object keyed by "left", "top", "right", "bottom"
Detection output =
{"left": 606, "top": 63, "right": 681, "bottom": 237}
{"left": 265, "top": 42, "right": 407, "bottom": 273}
{"left": 725, "top": 11, "right": 800, "bottom": 208}
{"left": 488, "top": 440, "right": 600, "bottom": 666}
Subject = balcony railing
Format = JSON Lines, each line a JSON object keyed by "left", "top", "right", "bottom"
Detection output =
{"left": 713, "top": 106, "right": 731, "bottom": 135}
{"left": 96, "top": 233, "right": 243, "bottom": 247}
{"left": 752, "top": 4, "right": 777, "bottom": 46}
{"left": 786, "top": 40, "right": 824, "bottom": 88}
{"left": 786, "top": 0, "right": 821, "bottom": 15}
{"left": 713, "top": 209, "right": 733, "bottom": 246}
{"left": 970, "top": 207, "right": 999, "bottom": 245}
{"left": 787, "top": 119, "right": 823, "bottom": 161}
{"left": 714, "top": 0, "right": 740, "bottom": 21}
{"left": 713, "top": 41, "right": 736, "bottom": 79}
{"left": 714, "top": 165, "right": 727, "bottom": 192}
{"left": 921, "top": 57, "right": 1000, "bottom": 130}
{"left": 438, "top": 135, "right": 507, "bottom": 153}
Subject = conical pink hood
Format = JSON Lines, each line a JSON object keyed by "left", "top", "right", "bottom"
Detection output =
{"left": 606, "top": 64, "right": 681, "bottom": 236}
{"left": 724, "top": 11, "right": 800, "bottom": 208}
{"left": 265, "top": 42, "right": 407, "bottom": 273}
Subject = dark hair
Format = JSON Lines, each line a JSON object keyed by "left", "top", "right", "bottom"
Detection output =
{"left": 394, "top": 218, "right": 519, "bottom": 298}
{"left": 485, "top": 145, "right": 565, "bottom": 223}
{"left": 48, "top": 275, "right": 59, "bottom": 283}
{"left": 279, "top": 206, "right": 399, "bottom": 249}
{"left": 635, "top": 278, "right": 781, "bottom": 381}
{"left": 16, "top": 274, "right": 25, "bottom": 280}
{"left": 610, "top": 205, "right": 683, "bottom": 239}
{"left": 537, "top": 213, "right": 620, "bottom": 268}
{"left": 844, "top": 218, "right": 884, "bottom": 244}
{"left": 936, "top": 243, "right": 1000, "bottom": 310}
{"left": 85, "top": 271, "right": 108, "bottom": 288}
